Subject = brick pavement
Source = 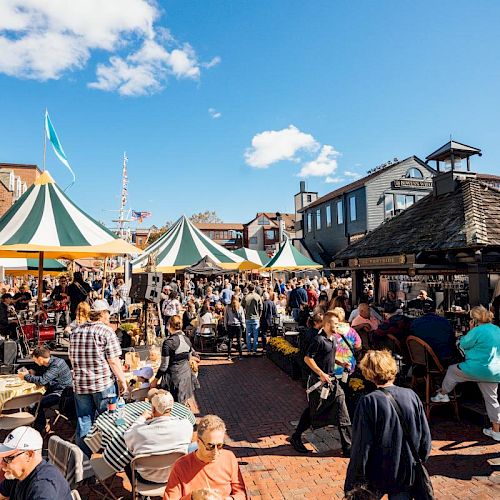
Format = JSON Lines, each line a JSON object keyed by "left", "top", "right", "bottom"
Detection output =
{"left": 195, "top": 355, "right": 500, "bottom": 500}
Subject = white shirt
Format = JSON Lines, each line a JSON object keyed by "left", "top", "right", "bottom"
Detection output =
{"left": 124, "top": 415, "right": 192, "bottom": 482}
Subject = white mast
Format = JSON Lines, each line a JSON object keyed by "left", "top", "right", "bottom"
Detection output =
{"left": 112, "top": 152, "right": 131, "bottom": 242}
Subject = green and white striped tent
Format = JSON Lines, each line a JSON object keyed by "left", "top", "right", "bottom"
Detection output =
{"left": 0, "top": 258, "right": 66, "bottom": 276}
{"left": 0, "top": 171, "right": 140, "bottom": 259}
{"left": 233, "top": 247, "right": 270, "bottom": 267}
{"left": 132, "top": 215, "right": 258, "bottom": 273}
{"left": 261, "top": 238, "right": 322, "bottom": 271}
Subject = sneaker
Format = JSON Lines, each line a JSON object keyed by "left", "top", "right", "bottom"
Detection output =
{"left": 431, "top": 392, "right": 450, "bottom": 403}
{"left": 289, "top": 435, "right": 308, "bottom": 453}
{"left": 483, "top": 428, "right": 500, "bottom": 441}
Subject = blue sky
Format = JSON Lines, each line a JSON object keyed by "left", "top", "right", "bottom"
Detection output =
{"left": 1, "top": 1, "right": 499, "bottom": 229}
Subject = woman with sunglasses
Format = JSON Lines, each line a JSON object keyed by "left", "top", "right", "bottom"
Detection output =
{"left": 432, "top": 305, "right": 500, "bottom": 440}
{"left": 164, "top": 414, "right": 247, "bottom": 499}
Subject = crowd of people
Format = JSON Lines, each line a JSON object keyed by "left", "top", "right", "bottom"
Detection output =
{"left": 0, "top": 270, "right": 498, "bottom": 499}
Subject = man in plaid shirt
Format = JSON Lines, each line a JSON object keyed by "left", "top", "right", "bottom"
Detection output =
{"left": 69, "top": 299, "right": 126, "bottom": 457}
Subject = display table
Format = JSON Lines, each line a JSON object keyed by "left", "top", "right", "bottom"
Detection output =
{"left": 0, "top": 375, "right": 45, "bottom": 408}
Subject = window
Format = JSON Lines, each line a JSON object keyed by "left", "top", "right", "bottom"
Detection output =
{"left": 395, "top": 194, "right": 415, "bottom": 212}
{"left": 316, "top": 209, "right": 321, "bottom": 230}
{"left": 307, "top": 212, "right": 313, "bottom": 232}
{"left": 249, "top": 236, "right": 258, "bottom": 244}
{"left": 326, "top": 205, "right": 332, "bottom": 227}
{"left": 406, "top": 168, "right": 423, "bottom": 178}
{"left": 306, "top": 194, "right": 312, "bottom": 202}
{"left": 384, "top": 194, "right": 394, "bottom": 219}
{"left": 258, "top": 215, "right": 270, "bottom": 225}
{"left": 265, "top": 229, "right": 275, "bottom": 240}
{"left": 349, "top": 196, "right": 357, "bottom": 221}
{"left": 337, "top": 200, "right": 343, "bottom": 224}
{"left": 209, "top": 230, "right": 215, "bottom": 239}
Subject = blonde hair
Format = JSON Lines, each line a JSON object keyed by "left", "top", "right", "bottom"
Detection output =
{"left": 329, "top": 307, "right": 345, "bottom": 323}
{"left": 169, "top": 314, "right": 183, "bottom": 331}
{"left": 359, "top": 350, "right": 398, "bottom": 386}
{"left": 470, "top": 305, "right": 493, "bottom": 325}
{"left": 75, "top": 301, "right": 91, "bottom": 324}
{"left": 197, "top": 414, "right": 226, "bottom": 439}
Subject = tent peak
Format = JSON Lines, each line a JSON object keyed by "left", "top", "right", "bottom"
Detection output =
{"left": 35, "top": 171, "right": 55, "bottom": 185}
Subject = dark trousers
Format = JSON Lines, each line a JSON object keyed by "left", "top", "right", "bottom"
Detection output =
{"left": 227, "top": 325, "right": 243, "bottom": 357}
{"left": 260, "top": 325, "right": 270, "bottom": 350}
{"left": 293, "top": 406, "right": 352, "bottom": 454}
{"left": 34, "top": 392, "right": 61, "bottom": 433}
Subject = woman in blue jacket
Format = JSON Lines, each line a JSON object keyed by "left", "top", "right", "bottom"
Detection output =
{"left": 432, "top": 305, "right": 500, "bottom": 441}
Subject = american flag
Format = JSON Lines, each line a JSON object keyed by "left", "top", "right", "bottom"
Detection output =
{"left": 132, "top": 210, "right": 152, "bottom": 223}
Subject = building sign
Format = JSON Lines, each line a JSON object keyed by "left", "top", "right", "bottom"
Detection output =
{"left": 349, "top": 254, "right": 416, "bottom": 268}
{"left": 392, "top": 179, "right": 433, "bottom": 190}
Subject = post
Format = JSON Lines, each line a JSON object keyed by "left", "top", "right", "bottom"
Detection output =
{"left": 101, "top": 257, "right": 108, "bottom": 299}
{"left": 37, "top": 251, "right": 44, "bottom": 307}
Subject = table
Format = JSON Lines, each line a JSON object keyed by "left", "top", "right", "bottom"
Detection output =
{"left": 0, "top": 375, "right": 46, "bottom": 408}
{"left": 84, "top": 401, "right": 195, "bottom": 472}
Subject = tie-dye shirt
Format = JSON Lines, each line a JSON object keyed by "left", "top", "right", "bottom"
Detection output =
{"left": 334, "top": 323, "right": 362, "bottom": 377}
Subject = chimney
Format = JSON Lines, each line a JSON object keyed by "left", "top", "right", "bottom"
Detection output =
{"left": 300, "top": 181, "right": 306, "bottom": 193}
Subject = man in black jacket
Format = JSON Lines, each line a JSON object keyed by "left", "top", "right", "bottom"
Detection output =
{"left": 0, "top": 293, "right": 17, "bottom": 339}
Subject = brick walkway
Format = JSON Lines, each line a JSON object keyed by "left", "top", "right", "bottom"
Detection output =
{"left": 195, "top": 355, "right": 500, "bottom": 500}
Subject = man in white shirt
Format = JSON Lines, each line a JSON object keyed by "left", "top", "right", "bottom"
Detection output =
{"left": 123, "top": 390, "right": 193, "bottom": 484}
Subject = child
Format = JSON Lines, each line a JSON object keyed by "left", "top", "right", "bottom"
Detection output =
{"left": 128, "top": 366, "right": 154, "bottom": 391}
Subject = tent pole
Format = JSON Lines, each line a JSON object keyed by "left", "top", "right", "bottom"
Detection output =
{"left": 37, "top": 251, "right": 44, "bottom": 308}
{"left": 101, "top": 257, "right": 108, "bottom": 299}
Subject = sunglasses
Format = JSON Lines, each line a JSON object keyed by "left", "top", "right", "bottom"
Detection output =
{"left": 199, "top": 437, "right": 224, "bottom": 451}
{"left": 2, "top": 451, "right": 27, "bottom": 464}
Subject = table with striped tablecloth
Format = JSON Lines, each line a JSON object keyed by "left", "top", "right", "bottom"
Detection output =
{"left": 84, "top": 401, "right": 195, "bottom": 472}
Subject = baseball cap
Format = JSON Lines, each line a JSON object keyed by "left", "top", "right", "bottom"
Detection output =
{"left": 151, "top": 391, "right": 174, "bottom": 414}
{"left": 92, "top": 299, "right": 110, "bottom": 312}
{"left": 0, "top": 427, "right": 43, "bottom": 457}
{"left": 133, "top": 366, "right": 154, "bottom": 380}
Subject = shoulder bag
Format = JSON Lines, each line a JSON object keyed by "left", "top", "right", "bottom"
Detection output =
{"left": 379, "top": 388, "right": 435, "bottom": 500}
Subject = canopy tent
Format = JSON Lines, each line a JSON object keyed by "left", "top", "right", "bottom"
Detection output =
{"left": 261, "top": 239, "right": 322, "bottom": 271}
{"left": 185, "top": 255, "right": 227, "bottom": 276}
{"left": 0, "top": 171, "right": 140, "bottom": 259}
{"left": 0, "top": 258, "right": 66, "bottom": 276}
{"left": 233, "top": 247, "right": 270, "bottom": 267}
{"left": 131, "top": 215, "right": 258, "bottom": 273}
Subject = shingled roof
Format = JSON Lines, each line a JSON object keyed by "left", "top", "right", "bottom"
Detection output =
{"left": 334, "top": 178, "right": 500, "bottom": 260}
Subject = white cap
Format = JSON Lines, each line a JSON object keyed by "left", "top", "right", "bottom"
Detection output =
{"left": 92, "top": 299, "right": 110, "bottom": 312}
{"left": 133, "top": 366, "right": 154, "bottom": 380}
{"left": 151, "top": 391, "right": 174, "bottom": 414}
{"left": 0, "top": 427, "right": 43, "bottom": 456}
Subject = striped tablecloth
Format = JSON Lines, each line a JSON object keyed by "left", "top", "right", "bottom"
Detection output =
{"left": 84, "top": 401, "right": 195, "bottom": 472}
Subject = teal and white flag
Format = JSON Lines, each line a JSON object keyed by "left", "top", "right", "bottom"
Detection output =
{"left": 44, "top": 110, "right": 76, "bottom": 185}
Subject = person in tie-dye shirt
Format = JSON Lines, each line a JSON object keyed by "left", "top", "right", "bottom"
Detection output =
{"left": 330, "top": 307, "right": 362, "bottom": 377}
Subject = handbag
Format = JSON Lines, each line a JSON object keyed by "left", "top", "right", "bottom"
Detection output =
{"left": 379, "top": 388, "right": 435, "bottom": 500}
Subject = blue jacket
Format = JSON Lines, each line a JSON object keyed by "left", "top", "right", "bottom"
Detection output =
{"left": 410, "top": 313, "right": 455, "bottom": 361}
{"left": 459, "top": 323, "right": 500, "bottom": 382}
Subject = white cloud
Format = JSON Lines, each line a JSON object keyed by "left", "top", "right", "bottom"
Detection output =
{"left": 344, "top": 170, "right": 361, "bottom": 179}
{"left": 325, "top": 176, "right": 345, "bottom": 184}
{"left": 298, "top": 145, "right": 340, "bottom": 177}
{"left": 208, "top": 108, "right": 221, "bottom": 119}
{"left": 0, "top": 0, "right": 219, "bottom": 95}
{"left": 245, "top": 125, "right": 319, "bottom": 169}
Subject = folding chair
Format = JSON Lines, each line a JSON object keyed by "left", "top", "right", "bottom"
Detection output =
{"left": 0, "top": 392, "right": 43, "bottom": 430}
{"left": 406, "top": 335, "right": 460, "bottom": 420}
{"left": 130, "top": 451, "right": 185, "bottom": 500}
{"left": 198, "top": 323, "right": 217, "bottom": 352}
{"left": 129, "top": 387, "right": 149, "bottom": 402}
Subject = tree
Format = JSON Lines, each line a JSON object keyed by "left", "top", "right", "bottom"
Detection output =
{"left": 146, "top": 221, "right": 172, "bottom": 244}
{"left": 189, "top": 211, "right": 222, "bottom": 224}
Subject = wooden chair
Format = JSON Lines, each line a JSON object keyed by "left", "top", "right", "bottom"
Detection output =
{"left": 0, "top": 392, "right": 43, "bottom": 430}
{"left": 130, "top": 451, "right": 185, "bottom": 499}
{"left": 406, "top": 335, "right": 460, "bottom": 420}
{"left": 197, "top": 323, "right": 217, "bottom": 352}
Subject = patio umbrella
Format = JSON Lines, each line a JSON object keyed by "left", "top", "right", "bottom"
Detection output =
{"left": 131, "top": 215, "right": 258, "bottom": 273}
{"left": 233, "top": 247, "right": 270, "bottom": 267}
{"left": 261, "top": 239, "right": 322, "bottom": 271}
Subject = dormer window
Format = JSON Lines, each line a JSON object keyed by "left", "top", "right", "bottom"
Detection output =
{"left": 406, "top": 167, "right": 423, "bottom": 179}
{"left": 258, "top": 215, "right": 270, "bottom": 225}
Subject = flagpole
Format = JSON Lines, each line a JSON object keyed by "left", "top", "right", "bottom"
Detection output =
{"left": 43, "top": 109, "right": 47, "bottom": 172}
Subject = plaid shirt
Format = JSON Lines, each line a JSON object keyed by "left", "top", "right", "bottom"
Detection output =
{"left": 69, "top": 321, "right": 122, "bottom": 394}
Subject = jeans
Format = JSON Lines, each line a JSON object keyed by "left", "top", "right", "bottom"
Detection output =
{"left": 245, "top": 320, "right": 259, "bottom": 353}
{"left": 74, "top": 384, "right": 116, "bottom": 457}
{"left": 55, "top": 309, "right": 70, "bottom": 329}
{"left": 33, "top": 392, "right": 61, "bottom": 433}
